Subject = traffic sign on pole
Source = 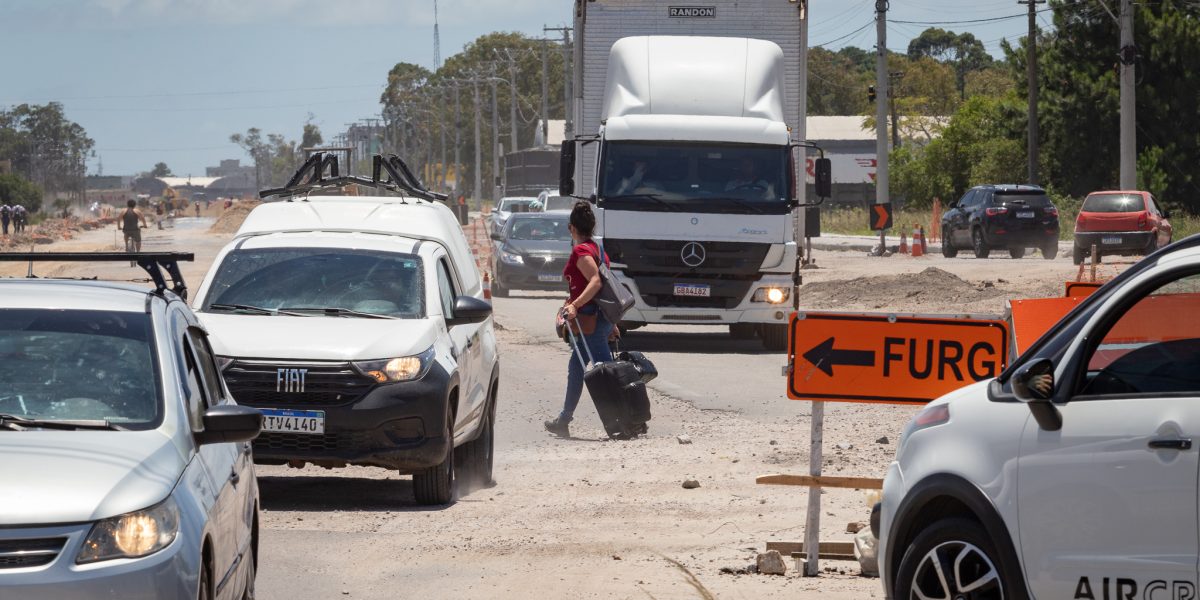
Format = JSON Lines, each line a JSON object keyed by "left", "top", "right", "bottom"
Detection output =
{"left": 870, "top": 202, "right": 893, "bottom": 231}
{"left": 788, "top": 312, "right": 1009, "bottom": 404}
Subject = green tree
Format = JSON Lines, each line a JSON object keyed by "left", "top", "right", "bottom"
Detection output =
{"left": 0, "top": 173, "right": 43, "bottom": 212}
{"left": 0, "top": 102, "right": 93, "bottom": 202}
{"left": 907, "top": 28, "right": 992, "bottom": 100}
{"left": 150, "top": 162, "right": 172, "bottom": 177}
{"left": 808, "top": 47, "right": 872, "bottom": 116}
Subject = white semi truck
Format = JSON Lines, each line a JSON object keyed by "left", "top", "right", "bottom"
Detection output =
{"left": 561, "top": 1, "right": 825, "bottom": 350}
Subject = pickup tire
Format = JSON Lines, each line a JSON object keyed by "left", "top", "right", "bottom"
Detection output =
{"left": 457, "top": 382, "right": 497, "bottom": 491}
{"left": 413, "top": 412, "right": 456, "bottom": 506}
{"left": 760, "top": 324, "right": 788, "bottom": 352}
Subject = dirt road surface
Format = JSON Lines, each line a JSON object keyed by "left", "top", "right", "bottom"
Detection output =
{"left": 1, "top": 220, "right": 1140, "bottom": 598}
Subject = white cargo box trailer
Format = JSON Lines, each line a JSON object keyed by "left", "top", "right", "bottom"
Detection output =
{"left": 571, "top": 0, "right": 807, "bottom": 195}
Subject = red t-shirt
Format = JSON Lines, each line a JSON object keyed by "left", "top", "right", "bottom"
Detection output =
{"left": 564, "top": 239, "right": 609, "bottom": 306}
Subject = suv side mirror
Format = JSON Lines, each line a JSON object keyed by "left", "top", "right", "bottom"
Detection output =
{"left": 559, "top": 141, "right": 576, "bottom": 197}
{"left": 814, "top": 157, "right": 832, "bottom": 199}
{"left": 449, "top": 295, "right": 493, "bottom": 325}
{"left": 196, "top": 404, "right": 262, "bottom": 445}
{"left": 1012, "top": 358, "right": 1055, "bottom": 402}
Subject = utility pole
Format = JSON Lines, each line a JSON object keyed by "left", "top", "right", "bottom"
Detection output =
{"left": 473, "top": 78, "right": 482, "bottom": 209}
{"left": 874, "top": 0, "right": 889, "bottom": 249}
{"left": 1118, "top": 0, "right": 1136, "bottom": 189}
{"left": 1019, "top": 0, "right": 1044, "bottom": 184}
{"left": 453, "top": 84, "right": 462, "bottom": 194}
{"left": 491, "top": 75, "right": 500, "bottom": 201}
{"left": 439, "top": 88, "right": 448, "bottom": 190}
{"left": 545, "top": 26, "right": 573, "bottom": 139}
{"left": 889, "top": 71, "right": 903, "bottom": 150}
{"left": 541, "top": 38, "right": 550, "bottom": 144}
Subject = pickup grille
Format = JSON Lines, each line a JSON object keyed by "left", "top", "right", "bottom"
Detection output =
{"left": 0, "top": 538, "right": 65, "bottom": 569}
{"left": 223, "top": 360, "right": 376, "bottom": 407}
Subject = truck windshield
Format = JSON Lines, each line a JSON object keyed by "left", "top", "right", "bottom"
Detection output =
{"left": 202, "top": 248, "right": 425, "bottom": 319}
{"left": 599, "top": 142, "right": 791, "bottom": 214}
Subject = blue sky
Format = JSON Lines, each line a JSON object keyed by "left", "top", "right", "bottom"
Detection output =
{"left": 1, "top": 0, "right": 1038, "bottom": 177}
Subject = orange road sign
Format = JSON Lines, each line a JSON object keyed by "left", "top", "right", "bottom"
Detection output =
{"left": 870, "top": 203, "right": 893, "bottom": 231}
{"left": 1064, "top": 280, "right": 1103, "bottom": 297}
{"left": 1009, "top": 297, "right": 1084, "bottom": 356}
{"left": 788, "top": 312, "right": 1010, "bottom": 404}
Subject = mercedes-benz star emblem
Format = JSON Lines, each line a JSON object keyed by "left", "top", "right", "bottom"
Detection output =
{"left": 680, "top": 242, "right": 706, "bottom": 268}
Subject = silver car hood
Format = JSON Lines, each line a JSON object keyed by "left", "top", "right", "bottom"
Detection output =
{"left": 0, "top": 430, "right": 184, "bottom": 525}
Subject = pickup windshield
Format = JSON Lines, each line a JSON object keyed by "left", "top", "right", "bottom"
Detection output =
{"left": 0, "top": 309, "right": 160, "bottom": 428}
{"left": 202, "top": 248, "right": 425, "bottom": 319}
{"left": 598, "top": 141, "right": 791, "bottom": 214}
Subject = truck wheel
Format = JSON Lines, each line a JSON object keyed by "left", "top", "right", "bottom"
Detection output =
{"left": 760, "top": 324, "right": 789, "bottom": 352}
{"left": 1042, "top": 240, "right": 1059, "bottom": 260}
{"left": 456, "top": 384, "right": 496, "bottom": 491}
{"left": 729, "top": 323, "right": 757, "bottom": 340}
{"left": 413, "top": 415, "right": 456, "bottom": 505}
{"left": 972, "top": 228, "right": 990, "bottom": 259}
{"left": 894, "top": 518, "right": 1012, "bottom": 600}
{"left": 1009, "top": 247, "right": 1025, "bottom": 259}
{"left": 941, "top": 238, "right": 958, "bottom": 258}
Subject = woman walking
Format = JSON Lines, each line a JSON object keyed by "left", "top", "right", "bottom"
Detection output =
{"left": 544, "top": 201, "right": 615, "bottom": 437}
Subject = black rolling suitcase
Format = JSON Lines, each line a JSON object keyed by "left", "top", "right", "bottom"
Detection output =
{"left": 565, "top": 317, "right": 652, "bottom": 439}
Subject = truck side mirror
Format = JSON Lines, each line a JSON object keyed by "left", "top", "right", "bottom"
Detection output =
{"left": 559, "top": 141, "right": 576, "bottom": 197}
{"left": 814, "top": 158, "right": 832, "bottom": 199}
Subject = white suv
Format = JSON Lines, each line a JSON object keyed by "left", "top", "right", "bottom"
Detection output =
{"left": 880, "top": 235, "right": 1200, "bottom": 599}
{"left": 192, "top": 195, "right": 499, "bottom": 506}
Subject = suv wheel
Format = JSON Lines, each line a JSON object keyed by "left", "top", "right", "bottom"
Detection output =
{"left": 760, "top": 324, "right": 788, "bottom": 351}
{"left": 1009, "top": 247, "right": 1025, "bottom": 259}
{"left": 941, "top": 237, "right": 958, "bottom": 258}
{"left": 413, "top": 415, "right": 457, "bottom": 505}
{"left": 895, "top": 518, "right": 1009, "bottom": 600}
{"left": 972, "top": 229, "right": 990, "bottom": 259}
{"left": 1042, "top": 240, "right": 1059, "bottom": 260}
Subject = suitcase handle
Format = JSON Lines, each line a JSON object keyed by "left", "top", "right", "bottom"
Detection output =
{"left": 561, "top": 309, "right": 597, "bottom": 370}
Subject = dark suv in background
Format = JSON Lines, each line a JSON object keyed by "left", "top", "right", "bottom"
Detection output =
{"left": 941, "top": 184, "right": 1060, "bottom": 259}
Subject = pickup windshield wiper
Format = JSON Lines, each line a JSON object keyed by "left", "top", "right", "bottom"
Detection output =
{"left": 0, "top": 413, "right": 122, "bottom": 431}
{"left": 208, "top": 303, "right": 310, "bottom": 317}
{"left": 603, "top": 193, "right": 679, "bottom": 212}
{"left": 277, "top": 307, "right": 397, "bottom": 319}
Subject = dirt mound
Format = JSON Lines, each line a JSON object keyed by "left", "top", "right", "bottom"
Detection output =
{"left": 208, "top": 201, "right": 261, "bottom": 234}
{"left": 796, "top": 266, "right": 1010, "bottom": 314}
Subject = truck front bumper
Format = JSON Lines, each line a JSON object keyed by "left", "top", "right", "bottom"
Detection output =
{"left": 614, "top": 271, "right": 794, "bottom": 326}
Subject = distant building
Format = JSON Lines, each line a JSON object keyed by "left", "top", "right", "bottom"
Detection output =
{"left": 206, "top": 159, "right": 254, "bottom": 179}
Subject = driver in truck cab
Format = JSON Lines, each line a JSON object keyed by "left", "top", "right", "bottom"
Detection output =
{"left": 724, "top": 158, "right": 775, "bottom": 198}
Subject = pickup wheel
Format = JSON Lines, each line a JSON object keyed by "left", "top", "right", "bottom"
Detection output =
{"left": 760, "top": 324, "right": 789, "bottom": 352}
{"left": 894, "top": 518, "right": 1010, "bottom": 600}
{"left": 457, "top": 382, "right": 497, "bottom": 491}
{"left": 972, "top": 228, "right": 990, "bottom": 259}
{"left": 413, "top": 413, "right": 456, "bottom": 506}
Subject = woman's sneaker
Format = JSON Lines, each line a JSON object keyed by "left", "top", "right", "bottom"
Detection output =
{"left": 543, "top": 418, "right": 570, "bottom": 437}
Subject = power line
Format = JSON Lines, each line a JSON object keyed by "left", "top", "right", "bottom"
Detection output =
{"left": 890, "top": 7, "right": 1052, "bottom": 25}
{"left": 0, "top": 83, "right": 382, "bottom": 103}
{"left": 66, "top": 98, "right": 376, "bottom": 113}
{"left": 812, "top": 19, "right": 876, "bottom": 47}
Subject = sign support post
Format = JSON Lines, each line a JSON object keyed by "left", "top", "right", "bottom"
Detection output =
{"left": 804, "top": 400, "right": 824, "bottom": 576}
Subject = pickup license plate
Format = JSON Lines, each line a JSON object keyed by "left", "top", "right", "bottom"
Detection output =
{"left": 673, "top": 283, "right": 711, "bottom": 297}
{"left": 260, "top": 409, "right": 325, "bottom": 434}
{"left": 1102, "top": 236, "right": 1122, "bottom": 245}
{"left": 537, "top": 273, "right": 563, "bottom": 283}
{"left": 1016, "top": 211, "right": 1035, "bottom": 218}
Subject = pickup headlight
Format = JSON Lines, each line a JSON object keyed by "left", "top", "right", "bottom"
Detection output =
{"left": 752, "top": 287, "right": 790, "bottom": 304}
{"left": 77, "top": 497, "right": 179, "bottom": 563}
{"left": 499, "top": 248, "right": 524, "bottom": 265}
{"left": 354, "top": 347, "right": 434, "bottom": 383}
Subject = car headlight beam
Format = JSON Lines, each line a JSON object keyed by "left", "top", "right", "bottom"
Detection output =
{"left": 77, "top": 497, "right": 180, "bottom": 564}
{"left": 499, "top": 249, "right": 524, "bottom": 265}
{"left": 355, "top": 347, "right": 434, "bottom": 383}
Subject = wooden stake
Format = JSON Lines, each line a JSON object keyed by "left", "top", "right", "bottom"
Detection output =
{"left": 804, "top": 400, "right": 825, "bottom": 577}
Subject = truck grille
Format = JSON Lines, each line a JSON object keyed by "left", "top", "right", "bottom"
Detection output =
{"left": 603, "top": 238, "right": 771, "bottom": 277}
{"left": 0, "top": 538, "right": 65, "bottom": 569}
{"left": 223, "top": 360, "right": 377, "bottom": 408}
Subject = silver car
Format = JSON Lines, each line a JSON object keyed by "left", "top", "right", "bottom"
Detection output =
{"left": 0, "top": 277, "right": 262, "bottom": 599}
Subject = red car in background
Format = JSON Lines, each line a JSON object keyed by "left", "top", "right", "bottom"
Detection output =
{"left": 1073, "top": 190, "right": 1172, "bottom": 264}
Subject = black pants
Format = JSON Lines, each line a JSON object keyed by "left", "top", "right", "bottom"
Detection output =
{"left": 1, "top": 218, "right": 8, "bottom": 235}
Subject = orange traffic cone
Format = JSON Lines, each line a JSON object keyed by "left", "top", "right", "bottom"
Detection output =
{"left": 898, "top": 231, "right": 909, "bottom": 255}
{"left": 918, "top": 225, "right": 928, "bottom": 255}
{"left": 911, "top": 225, "right": 924, "bottom": 257}
{"left": 483, "top": 271, "right": 493, "bottom": 301}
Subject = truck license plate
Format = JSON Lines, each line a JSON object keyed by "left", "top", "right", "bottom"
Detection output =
{"left": 260, "top": 409, "right": 325, "bottom": 434}
{"left": 1102, "top": 236, "right": 1122, "bottom": 245}
{"left": 673, "top": 283, "right": 711, "bottom": 297}
{"left": 1016, "top": 211, "right": 1035, "bottom": 218}
{"left": 538, "top": 273, "right": 563, "bottom": 283}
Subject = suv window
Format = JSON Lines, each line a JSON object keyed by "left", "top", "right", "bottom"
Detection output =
{"left": 956, "top": 190, "right": 976, "bottom": 208}
{"left": 995, "top": 192, "right": 1052, "bottom": 208}
{"left": 1078, "top": 271, "right": 1200, "bottom": 397}
{"left": 437, "top": 259, "right": 458, "bottom": 320}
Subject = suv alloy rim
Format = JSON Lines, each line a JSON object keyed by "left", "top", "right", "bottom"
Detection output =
{"left": 910, "top": 540, "right": 1003, "bottom": 600}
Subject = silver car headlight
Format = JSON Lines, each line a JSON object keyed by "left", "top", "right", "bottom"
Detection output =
{"left": 354, "top": 347, "right": 434, "bottom": 383}
{"left": 77, "top": 496, "right": 180, "bottom": 563}
{"left": 499, "top": 249, "right": 524, "bottom": 265}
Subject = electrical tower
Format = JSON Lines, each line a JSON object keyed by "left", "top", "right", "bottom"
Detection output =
{"left": 433, "top": 0, "right": 442, "bottom": 68}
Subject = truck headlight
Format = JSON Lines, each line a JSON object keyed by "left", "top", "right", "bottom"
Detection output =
{"left": 355, "top": 348, "right": 434, "bottom": 383}
{"left": 77, "top": 497, "right": 180, "bottom": 563}
{"left": 499, "top": 249, "right": 524, "bottom": 265}
{"left": 752, "top": 287, "right": 789, "bottom": 304}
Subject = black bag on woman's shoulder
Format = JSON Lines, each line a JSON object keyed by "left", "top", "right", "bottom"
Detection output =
{"left": 590, "top": 240, "right": 636, "bottom": 325}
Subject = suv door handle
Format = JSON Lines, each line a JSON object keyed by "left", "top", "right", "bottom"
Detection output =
{"left": 1148, "top": 438, "right": 1192, "bottom": 451}
{"left": 230, "top": 468, "right": 241, "bottom": 486}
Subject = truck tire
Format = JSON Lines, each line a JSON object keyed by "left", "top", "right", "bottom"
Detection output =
{"left": 760, "top": 324, "right": 789, "bottom": 352}
{"left": 729, "top": 323, "right": 757, "bottom": 340}
{"left": 413, "top": 413, "right": 456, "bottom": 505}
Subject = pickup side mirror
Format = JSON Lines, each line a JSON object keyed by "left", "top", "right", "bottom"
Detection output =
{"left": 448, "top": 295, "right": 493, "bottom": 325}
{"left": 490, "top": 231, "right": 503, "bottom": 241}
{"left": 814, "top": 157, "right": 832, "bottom": 199}
{"left": 196, "top": 404, "right": 262, "bottom": 445}
{"left": 1012, "top": 357, "right": 1063, "bottom": 431}
{"left": 559, "top": 141, "right": 576, "bottom": 197}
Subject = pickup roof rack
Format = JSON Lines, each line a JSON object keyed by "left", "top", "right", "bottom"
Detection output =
{"left": 260, "top": 152, "right": 448, "bottom": 203}
{"left": 0, "top": 252, "right": 195, "bottom": 299}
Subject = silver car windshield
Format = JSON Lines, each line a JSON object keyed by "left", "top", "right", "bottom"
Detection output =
{"left": 0, "top": 309, "right": 161, "bottom": 427}
{"left": 202, "top": 248, "right": 425, "bottom": 319}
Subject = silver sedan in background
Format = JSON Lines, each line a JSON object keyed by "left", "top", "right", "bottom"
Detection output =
{"left": 0, "top": 279, "right": 262, "bottom": 600}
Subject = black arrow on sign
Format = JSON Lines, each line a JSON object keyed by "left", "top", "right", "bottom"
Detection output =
{"left": 803, "top": 337, "right": 877, "bottom": 376}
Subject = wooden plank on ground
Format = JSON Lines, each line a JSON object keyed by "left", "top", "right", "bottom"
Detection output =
{"left": 766, "top": 541, "right": 857, "bottom": 561}
{"left": 756, "top": 474, "right": 883, "bottom": 489}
